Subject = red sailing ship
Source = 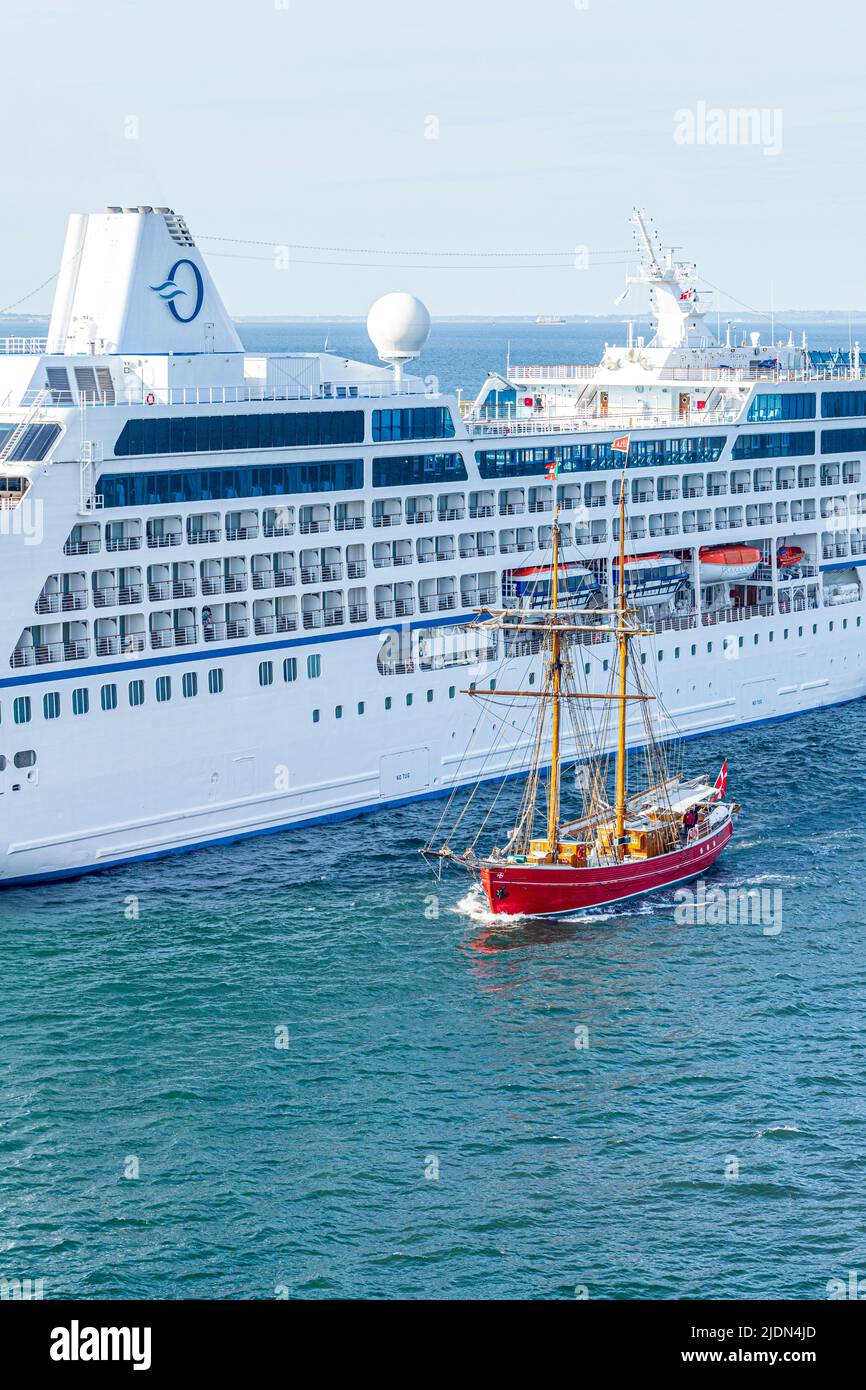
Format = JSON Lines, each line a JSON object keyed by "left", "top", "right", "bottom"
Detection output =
{"left": 424, "top": 444, "right": 738, "bottom": 918}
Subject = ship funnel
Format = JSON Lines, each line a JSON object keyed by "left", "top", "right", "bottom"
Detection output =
{"left": 46, "top": 208, "right": 243, "bottom": 356}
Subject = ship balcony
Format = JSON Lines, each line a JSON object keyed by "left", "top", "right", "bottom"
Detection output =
{"left": 187, "top": 528, "right": 222, "bottom": 544}
{"left": 375, "top": 600, "right": 395, "bottom": 619}
{"left": 335, "top": 513, "right": 365, "bottom": 532}
{"left": 459, "top": 544, "right": 478, "bottom": 559}
{"left": 150, "top": 625, "right": 199, "bottom": 650}
{"left": 36, "top": 589, "right": 88, "bottom": 614}
{"left": 373, "top": 512, "right": 401, "bottom": 528}
{"left": 147, "top": 527, "right": 182, "bottom": 550}
{"left": 263, "top": 510, "right": 295, "bottom": 538}
{"left": 438, "top": 506, "right": 466, "bottom": 522}
{"left": 64, "top": 537, "right": 100, "bottom": 556}
{"left": 347, "top": 561, "right": 366, "bottom": 579}
{"left": 469, "top": 504, "right": 494, "bottom": 519}
{"left": 420, "top": 594, "right": 457, "bottom": 613}
{"left": 225, "top": 512, "right": 259, "bottom": 542}
{"left": 407, "top": 510, "right": 433, "bottom": 525}
{"left": 105, "top": 534, "right": 142, "bottom": 553}
{"left": 203, "top": 618, "right": 249, "bottom": 642}
{"left": 148, "top": 579, "right": 197, "bottom": 602}
{"left": 299, "top": 506, "right": 330, "bottom": 535}
{"left": 394, "top": 598, "right": 415, "bottom": 617}
{"left": 12, "top": 629, "right": 90, "bottom": 667}
{"left": 349, "top": 604, "right": 368, "bottom": 623}
{"left": 96, "top": 632, "right": 146, "bottom": 657}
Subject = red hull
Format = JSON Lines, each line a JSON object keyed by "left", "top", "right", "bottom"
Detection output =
{"left": 479, "top": 819, "right": 734, "bottom": 917}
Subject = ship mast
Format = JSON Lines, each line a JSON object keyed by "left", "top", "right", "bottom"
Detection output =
{"left": 546, "top": 507, "right": 562, "bottom": 853}
{"left": 614, "top": 469, "right": 629, "bottom": 855}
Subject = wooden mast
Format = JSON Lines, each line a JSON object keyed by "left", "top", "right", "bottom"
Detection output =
{"left": 546, "top": 505, "right": 562, "bottom": 854}
{"left": 614, "top": 463, "right": 629, "bottom": 857}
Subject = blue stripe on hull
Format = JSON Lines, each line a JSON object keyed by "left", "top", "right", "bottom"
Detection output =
{"left": 1, "top": 690, "right": 861, "bottom": 888}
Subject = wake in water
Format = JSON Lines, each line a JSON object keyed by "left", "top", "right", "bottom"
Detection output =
{"left": 451, "top": 882, "right": 658, "bottom": 928}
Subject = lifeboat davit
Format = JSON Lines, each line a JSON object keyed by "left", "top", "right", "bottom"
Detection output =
{"left": 776, "top": 545, "right": 806, "bottom": 570}
{"left": 697, "top": 545, "right": 761, "bottom": 584}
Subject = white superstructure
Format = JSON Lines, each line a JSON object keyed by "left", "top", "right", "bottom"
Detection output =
{"left": 0, "top": 206, "right": 863, "bottom": 884}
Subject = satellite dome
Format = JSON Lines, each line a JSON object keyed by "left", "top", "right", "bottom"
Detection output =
{"left": 367, "top": 292, "right": 431, "bottom": 367}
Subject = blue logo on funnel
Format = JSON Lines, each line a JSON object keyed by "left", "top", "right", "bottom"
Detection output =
{"left": 150, "top": 258, "right": 204, "bottom": 323}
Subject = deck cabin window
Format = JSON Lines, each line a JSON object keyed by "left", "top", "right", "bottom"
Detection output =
{"left": 476, "top": 436, "right": 726, "bottom": 479}
{"left": 72, "top": 688, "right": 90, "bottom": 716}
{"left": 822, "top": 391, "right": 866, "bottom": 419}
{"left": 307, "top": 654, "right": 321, "bottom": 679}
{"left": 372, "top": 453, "right": 468, "bottom": 487}
{"left": 43, "top": 692, "right": 61, "bottom": 720}
{"left": 182, "top": 673, "right": 198, "bottom": 698}
{"left": 208, "top": 668, "right": 224, "bottom": 694}
{"left": 113, "top": 411, "right": 364, "bottom": 458}
{"left": 259, "top": 661, "right": 274, "bottom": 687}
{"left": 283, "top": 658, "right": 298, "bottom": 683}
{"left": 100, "top": 684, "right": 118, "bottom": 711}
{"left": 372, "top": 408, "right": 455, "bottom": 443}
{"left": 99, "top": 460, "right": 364, "bottom": 507}
{"left": 821, "top": 428, "right": 866, "bottom": 454}
{"left": 732, "top": 432, "right": 815, "bottom": 460}
{"left": 13, "top": 696, "right": 32, "bottom": 724}
{"left": 128, "top": 680, "right": 145, "bottom": 707}
{"left": 747, "top": 393, "right": 815, "bottom": 422}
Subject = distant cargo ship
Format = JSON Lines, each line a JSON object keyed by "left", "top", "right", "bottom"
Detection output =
{"left": 536, "top": 315, "right": 567, "bottom": 326}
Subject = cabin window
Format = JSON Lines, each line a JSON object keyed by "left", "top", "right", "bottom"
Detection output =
{"left": 754, "top": 634, "right": 759, "bottom": 645}
{"left": 427, "top": 690, "right": 434, "bottom": 703}
{"left": 259, "top": 661, "right": 274, "bottom": 688}
{"left": 385, "top": 696, "right": 392, "bottom": 710}
{"left": 738, "top": 637, "right": 744, "bottom": 649}
{"left": 358, "top": 702, "right": 365, "bottom": 716}
{"left": 828, "top": 621, "right": 834, "bottom": 633}
{"left": 307, "top": 654, "right": 321, "bottom": 679}
{"left": 372, "top": 407, "right": 455, "bottom": 444}
{"left": 372, "top": 453, "right": 467, "bottom": 487}
{"left": 43, "top": 692, "right": 61, "bottom": 720}
{"left": 691, "top": 644, "right": 696, "bottom": 656}
{"left": 13, "top": 696, "right": 31, "bottom": 724}
{"left": 72, "top": 688, "right": 89, "bottom": 716}
{"left": 406, "top": 693, "right": 413, "bottom": 707}
{"left": 13, "top": 750, "right": 36, "bottom": 768}
{"left": 283, "top": 658, "right": 298, "bottom": 683}
{"left": 312, "top": 709, "right": 320, "bottom": 723}
{"left": 449, "top": 686, "right": 456, "bottom": 698}
{"left": 100, "top": 684, "right": 117, "bottom": 712}
{"left": 208, "top": 668, "right": 224, "bottom": 694}
{"left": 674, "top": 647, "right": 680, "bottom": 659}
{"left": 128, "top": 680, "right": 145, "bottom": 708}
{"left": 156, "top": 676, "right": 171, "bottom": 702}
{"left": 183, "top": 672, "right": 198, "bottom": 698}
{"left": 111, "top": 411, "right": 365, "bottom": 462}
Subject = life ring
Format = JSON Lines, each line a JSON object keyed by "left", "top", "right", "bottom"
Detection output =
{"left": 145, "top": 391, "right": 156, "bottom": 406}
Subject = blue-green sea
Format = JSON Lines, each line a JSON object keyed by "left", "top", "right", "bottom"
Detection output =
{"left": 1, "top": 320, "right": 864, "bottom": 1300}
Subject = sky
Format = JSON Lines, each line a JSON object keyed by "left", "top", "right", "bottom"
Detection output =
{"left": 3, "top": 0, "right": 866, "bottom": 319}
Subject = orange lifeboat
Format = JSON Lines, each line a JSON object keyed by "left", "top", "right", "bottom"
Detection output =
{"left": 776, "top": 545, "right": 806, "bottom": 570}
{"left": 697, "top": 545, "right": 761, "bottom": 584}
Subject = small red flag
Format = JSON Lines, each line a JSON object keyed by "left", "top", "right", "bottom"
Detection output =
{"left": 611, "top": 434, "right": 630, "bottom": 454}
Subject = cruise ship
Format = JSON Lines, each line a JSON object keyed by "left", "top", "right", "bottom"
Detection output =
{"left": 0, "top": 206, "right": 863, "bottom": 885}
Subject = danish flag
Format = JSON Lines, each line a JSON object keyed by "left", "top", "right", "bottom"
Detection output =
{"left": 712, "top": 759, "right": 728, "bottom": 801}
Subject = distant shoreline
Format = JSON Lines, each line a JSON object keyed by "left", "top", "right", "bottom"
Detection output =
{"left": 7, "top": 312, "right": 866, "bottom": 326}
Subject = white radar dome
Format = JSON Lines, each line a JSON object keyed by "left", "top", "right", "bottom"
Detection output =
{"left": 367, "top": 292, "right": 431, "bottom": 368}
